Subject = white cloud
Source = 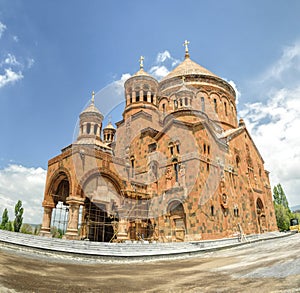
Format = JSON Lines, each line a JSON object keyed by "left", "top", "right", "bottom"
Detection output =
{"left": 156, "top": 50, "right": 171, "bottom": 63}
{"left": 0, "top": 68, "right": 23, "bottom": 88}
{"left": 3, "top": 53, "right": 21, "bottom": 66}
{"left": 0, "top": 21, "right": 6, "bottom": 38}
{"left": 0, "top": 164, "right": 47, "bottom": 224}
{"left": 149, "top": 65, "right": 169, "bottom": 79}
{"left": 240, "top": 41, "right": 300, "bottom": 207}
{"left": 262, "top": 42, "right": 300, "bottom": 82}
{"left": 13, "top": 35, "right": 19, "bottom": 42}
{"left": 149, "top": 50, "right": 180, "bottom": 80}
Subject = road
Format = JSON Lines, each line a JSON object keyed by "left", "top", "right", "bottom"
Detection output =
{"left": 0, "top": 233, "right": 300, "bottom": 292}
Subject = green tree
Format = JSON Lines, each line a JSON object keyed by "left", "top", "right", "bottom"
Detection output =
{"left": 273, "top": 184, "right": 293, "bottom": 231}
{"left": 13, "top": 200, "right": 24, "bottom": 232}
{"left": 0, "top": 208, "right": 9, "bottom": 230}
{"left": 20, "top": 223, "right": 33, "bottom": 234}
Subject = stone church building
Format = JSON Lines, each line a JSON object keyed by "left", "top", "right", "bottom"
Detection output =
{"left": 40, "top": 42, "right": 277, "bottom": 242}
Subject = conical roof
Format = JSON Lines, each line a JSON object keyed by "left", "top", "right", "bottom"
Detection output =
{"left": 162, "top": 57, "right": 217, "bottom": 81}
{"left": 81, "top": 102, "right": 102, "bottom": 115}
{"left": 104, "top": 121, "right": 115, "bottom": 130}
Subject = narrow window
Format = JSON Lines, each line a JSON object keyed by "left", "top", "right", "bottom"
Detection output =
{"left": 203, "top": 143, "right": 206, "bottom": 154}
{"left": 185, "top": 97, "right": 188, "bottom": 106}
{"left": 143, "top": 92, "right": 147, "bottom": 101}
{"left": 176, "top": 144, "right": 180, "bottom": 154}
{"left": 136, "top": 92, "right": 140, "bottom": 102}
{"left": 207, "top": 145, "right": 210, "bottom": 155}
{"left": 94, "top": 124, "right": 98, "bottom": 135}
{"left": 207, "top": 163, "right": 210, "bottom": 172}
{"left": 162, "top": 103, "right": 166, "bottom": 113}
{"left": 224, "top": 102, "right": 228, "bottom": 116}
{"left": 211, "top": 205, "right": 215, "bottom": 216}
{"left": 173, "top": 159, "right": 179, "bottom": 182}
{"left": 201, "top": 97, "right": 205, "bottom": 112}
{"left": 214, "top": 98, "right": 218, "bottom": 112}
{"left": 234, "top": 207, "right": 239, "bottom": 217}
{"left": 174, "top": 100, "right": 178, "bottom": 109}
{"left": 87, "top": 123, "right": 91, "bottom": 134}
{"left": 151, "top": 94, "right": 154, "bottom": 103}
{"left": 236, "top": 156, "right": 240, "bottom": 168}
{"left": 170, "top": 146, "right": 174, "bottom": 155}
{"left": 131, "top": 157, "right": 135, "bottom": 178}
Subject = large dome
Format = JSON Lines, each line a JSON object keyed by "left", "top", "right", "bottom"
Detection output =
{"left": 161, "top": 57, "right": 217, "bottom": 81}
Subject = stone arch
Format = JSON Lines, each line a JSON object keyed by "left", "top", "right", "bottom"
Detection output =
{"left": 76, "top": 167, "right": 124, "bottom": 198}
{"left": 78, "top": 169, "right": 124, "bottom": 242}
{"left": 167, "top": 199, "right": 186, "bottom": 241}
{"left": 256, "top": 197, "right": 266, "bottom": 233}
{"left": 45, "top": 167, "right": 73, "bottom": 202}
{"left": 44, "top": 168, "right": 72, "bottom": 235}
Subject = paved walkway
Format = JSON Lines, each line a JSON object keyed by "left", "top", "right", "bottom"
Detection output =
{"left": 0, "top": 233, "right": 299, "bottom": 292}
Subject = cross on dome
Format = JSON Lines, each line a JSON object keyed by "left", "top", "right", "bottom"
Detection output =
{"left": 139, "top": 56, "right": 144, "bottom": 69}
{"left": 183, "top": 40, "right": 190, "bottom": 59}
{"left": 91, "top": 91, "right": 95, "bottom": 105}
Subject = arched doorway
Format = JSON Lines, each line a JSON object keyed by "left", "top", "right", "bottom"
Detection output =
{"left": 81, "top": 174, "right": 120, "bottom": 242}
{"left": 51, "top": 175, "right": 70, "bottom": 237}
{"left": 167, "top": 200, "right": 186, "bottom": 242}
{"left": 256, "top": 198, "right": 266, "bottom": 233}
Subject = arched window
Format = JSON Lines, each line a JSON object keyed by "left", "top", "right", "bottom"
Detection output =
{"left": 94, "top": 124, "right": 98, "bottom": 135}
{"left": 224, "top": 101, "right": 228, "bottom": 116}
{"left": 236, "top": 155, "right": 241, "bottom": 168}
{"left": 174, "top": 100, "right": 178, "bottom": 109}
{"left": 173, "top": 158, "right": 179, "bottom": 182}
{"left": 130, "top": 156, "right": 135, "bottom": 178}
{"left": 143, "top": 91, "right": 147, "bottom": 102}
{"left": 211, "top": 205, "right": 215, "bottom": 216}
{"left": 201, "top": 97, "right": 205, "bottom": 112}
{"left": 169, "top": 143, "right": 174, "bottom": 156}
{"left": 136, "top": 91, "right": 140, "bottom": 102}
{"left": 234, "top": 206, "right": 239, "bottom": 217}
{"left": 87, "top": 123, "right": 91, "bottom": 134}
{"left": 213, "top": 98, "right": 218, "bottom": 112}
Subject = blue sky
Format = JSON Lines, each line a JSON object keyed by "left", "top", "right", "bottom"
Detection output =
{"left": 1, "top": 0, "right": 300, "bottom": 223}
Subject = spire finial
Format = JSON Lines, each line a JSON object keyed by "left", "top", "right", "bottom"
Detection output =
{"left": 91, "top": 91, "right": 95, "bottom": 105}
{"left": 183, "top": 40, "right": 190, "bottom": 59}
{"left": 139, "top": 56, "right": 144, "bottom": 69}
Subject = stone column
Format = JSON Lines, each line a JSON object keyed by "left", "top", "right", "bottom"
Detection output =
{"left": 132, "top": 91, "right": 136, "bottom": 103}
{"left": 116, "top": 218, "right": 129, "bottom": 242}
{"left": 147, "top": 91, "right": 151, "bottom": 103}
{"left": 83, "top": 122, "right": 87, "bottom": 134}
{"left": 64, "top": 200, "right": 82, "bottom": 240}
{"left": 39, "top": 206, "right": 53, "bottom": 237}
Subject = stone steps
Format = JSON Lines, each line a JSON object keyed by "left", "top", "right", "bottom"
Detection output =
{"left": 0, "top": 230, "right": 289, "bottom": 258}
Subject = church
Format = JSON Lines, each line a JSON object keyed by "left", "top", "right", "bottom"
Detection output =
{"left": 40, "top": 41, "right": 277, "bottom": 242}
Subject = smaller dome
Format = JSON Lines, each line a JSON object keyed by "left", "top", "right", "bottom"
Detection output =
{"left": 81, "top": 103, "right": 102, "bottom": 116}
{"left": 104, "top": 121, "right": 115, "bottom": 130}
{"left": 133, "top": 68, "right": 152, "bottom": 77}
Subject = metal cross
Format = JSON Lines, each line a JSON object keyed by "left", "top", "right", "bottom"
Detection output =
{"left": 183, "top": 40, "right": 190, "bottom": 53}
{"left": 139, "top": 56, "right": 144, "bottom": 69}
{"left": 91, "top": 91, "right": 95, "bottom": 104}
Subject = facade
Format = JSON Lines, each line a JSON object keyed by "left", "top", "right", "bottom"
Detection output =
{"left": 40, "top": 43, "right": 277, "bottom": 242}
